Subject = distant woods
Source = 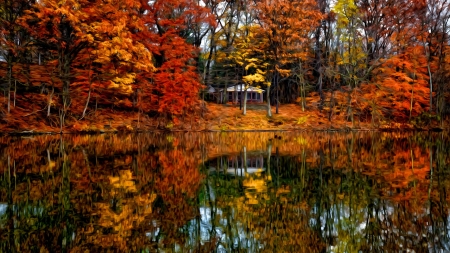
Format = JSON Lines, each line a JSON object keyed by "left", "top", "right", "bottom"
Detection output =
{"left": 1, "top": 0, "right": 450, "bottom": 127}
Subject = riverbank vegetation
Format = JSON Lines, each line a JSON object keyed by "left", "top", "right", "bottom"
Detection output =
{"left": 0, "top": 0, "right": 449, "bottom": 132}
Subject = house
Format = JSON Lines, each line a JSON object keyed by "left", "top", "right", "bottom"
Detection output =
{"left": 225, "top": 84, "right": 264, "bottom": 103}
{"left": 206, "top": 84, "right": 265, "bottom": 104}
{"left": 204, "top": 86, "right": 221, "bottom": 102}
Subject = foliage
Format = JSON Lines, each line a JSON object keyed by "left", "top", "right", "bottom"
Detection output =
{"left": 333, "top": 0, "right": 366, "bottom": 81}
{"left": 0, "top": 0, "right": 212, "bottom": 130}
{"left": 0, "top": 0, "right": 450, "bottom": 130}
{"left": 253, "top": 0, "right": 323, "bottom": 78}
{"left": 363, "top": 45, "right": 430, "bottom": 121}
{"left": 139, "top": 0, "right": 215, "bottom": 118}
{"left": 1, "top": 132, "right": 449, "bottom": 251}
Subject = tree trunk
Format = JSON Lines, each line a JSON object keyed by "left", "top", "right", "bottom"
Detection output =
{"left": 59, "top": 51, "right": 71, "bottom": 131}
{"left": 224, "top": 71, "right": 229, "bottom": 103}
{"left": 427, "top": 61, "right": 433, "bottom": 113}
{"left": 275, "top": 72, "right": 279, "bottom": 114}
{"left": 266, "top": 143, "right": 272, "bottom": 179}
{"left": 7, "top": 59, "right": 12, "bottom": 114}
{"left": 81, "top": 60, "right": 93, "bottom": 120}
{"left": 81, "top": 84, "right": 92, "bottom": 120}
{"left": 203, "top": 28, "right": 215, "bottom": 85}
{"left": 276, "top": 85, "right": 279, "bottom": 114}
{"left": 47, "top": 86, "right": 54, "bottom": 117}
{"left": 61, "top": 56, "right": 71, "bottom": 110}
{"left": 243, "top": 89, "right": 248, "bottom": 115}
{"left": 239, "top": 92, "right": 242, "bottom": 110}
{"left": 267, "top": 85, "right": 272, "bottom": 117}
{"left": 13, "top": 80, "right": 16, "bottom": 108}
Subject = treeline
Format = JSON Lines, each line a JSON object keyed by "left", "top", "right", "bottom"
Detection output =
{"left": 0, "top": 0, "right": 449, "bottom": 128}
{"left": 0, "top": 0, "right": 213, "bottom": 128}
{"left": 207, "top": 0, "right": 450, "bottom": 123}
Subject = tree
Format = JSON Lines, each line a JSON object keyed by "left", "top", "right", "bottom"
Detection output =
{"left": 362, "top": 45, "right": 430, "bottom": 122}
{"left": 253, "top": 0, "right": 322, "bottom": 115}
{"left": 0, "top": 0, "right": 33, "bottom": 113}
{"left": 417, "top": 0, "right": 450, "bottom": 115}
{"left": 21, "top": 0, "right": 92, "bottom": 112}
{"left": 20, "top": 0, "right": 155, "bottom": 126}
{"left": 139, "top": 0, "right": 214, "bottom": 120}
{"left": 75, "top": 0, "right": 154, "bottom": 116}
{"left": 227, "top": 26, "right": 270, "bottom": 115}
{"left": 210, "top": 0, "right": 253, "bottom": 104}
{"left": 333, "top": 0, "right": 368, "bottom": 124}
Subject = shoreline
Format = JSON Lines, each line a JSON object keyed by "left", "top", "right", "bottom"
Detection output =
{"left": 1, "top": 126, "right": 445, "bottom": 136}
{"left": 0, "top": 102, "right": 445, "bottom": 135}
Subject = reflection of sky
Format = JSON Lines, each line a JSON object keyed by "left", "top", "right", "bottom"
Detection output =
{"left": 225, "top": 167, "right": 264, "bottom": 177}
{"left": 145, "top": 221, "right": 160, "bottom": 242}
{"left": 314, "top": 201, "right": 450, "bottom": 252}
{"left": 195, "top": 182, "right": 450, "bottom": 253}
{"left": 0, "top": 203, "right": 7, "bottom": 216}
{"left": 313, "top": 203, "right": 397, "bottom": 252}
{"left": 190, "top": 206, "right": 262, "bottom": 253}
{"left": 311, "top": 204, "right": 386, "bottom": 236}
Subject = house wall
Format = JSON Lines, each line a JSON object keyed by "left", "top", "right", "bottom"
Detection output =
{"left": 227, "top": 91, "right": 263, "bottom": 103}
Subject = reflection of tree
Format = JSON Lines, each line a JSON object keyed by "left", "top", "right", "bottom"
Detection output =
{"left": 0, "top": 135, "right": 205, "bottom": 252}
{"left": 152, "top": 149, "right": 204, "bottom": 245}
{"left": 203, "top": 132, "right": 450, "bottom": 252}
{"left": 205, "top": 151, "right": 326, "bottom": 252}
{"left": 1, "top": 132, "right": 450, "bottom": 251}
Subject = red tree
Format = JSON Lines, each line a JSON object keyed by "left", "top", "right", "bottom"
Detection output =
{"left": 139, "top": 0, "right": 215, "bottom": 120}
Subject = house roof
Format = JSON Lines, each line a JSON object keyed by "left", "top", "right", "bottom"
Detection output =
{"left": 206, "top": 86, "right": 216, "bottom": 93}
{"left": 225, "top": 84, "right": 265, "bottom": 93}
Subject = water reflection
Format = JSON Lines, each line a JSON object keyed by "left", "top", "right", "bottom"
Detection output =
{"left": 0, "top": 132, "right": 449, "bottom": 252}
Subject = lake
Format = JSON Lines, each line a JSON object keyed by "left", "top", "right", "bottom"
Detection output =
{"left": 0, "top": 132, "right": 449, "bottom": 252}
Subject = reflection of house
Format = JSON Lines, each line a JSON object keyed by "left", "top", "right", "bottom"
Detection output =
{"left": 227, "top": 155, "right": 264, "bottom": 172}
{"left": 206, "top": 85, "right": 264, "bottom": 104}
{"left": 209, "top": 154, "right": 265, "bottom": 177}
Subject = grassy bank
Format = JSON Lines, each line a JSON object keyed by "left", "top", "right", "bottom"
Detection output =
{"left": 0, "top": 101, "right": 445, "bottom": 134}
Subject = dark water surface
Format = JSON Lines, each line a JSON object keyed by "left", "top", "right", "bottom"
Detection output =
{"left": 1, "top": 132, "right": 450, "bottom": 252}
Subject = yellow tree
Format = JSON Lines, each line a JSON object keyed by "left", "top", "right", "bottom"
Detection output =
{"left": 78, "top": 0, "right": 154, "bottom": 116}
{"left": 332, "top": 0, "right": 367, "bottom": 125}
{"left": 334, "top": 0, "right": 366, "bottom": 87}
{"left": 211, "top": 0, "right": 251, "bottom": 103}
{"left": 227, "top": 26, "right": 270, "bottom": 115}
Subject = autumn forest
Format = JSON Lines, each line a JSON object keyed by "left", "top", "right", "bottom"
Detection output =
{"left": 1, "top": 0, "right": 450, "bottom": 132}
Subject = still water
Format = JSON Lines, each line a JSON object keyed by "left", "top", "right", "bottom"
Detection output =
{"left": 0, "top": 132, "right": 449, "bottom": 252}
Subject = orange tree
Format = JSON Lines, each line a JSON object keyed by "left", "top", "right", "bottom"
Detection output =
{"left": 19, "top": 0, "right": 154, "bottom": 123}
{"left": 361, "top": 45, "right": 430, "bottom": 122}
{"left": 357, "top": 1, "right": 430, "bottom": 123}
{"left": 252, "top": 0, "right": 322, "bottom": 115}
